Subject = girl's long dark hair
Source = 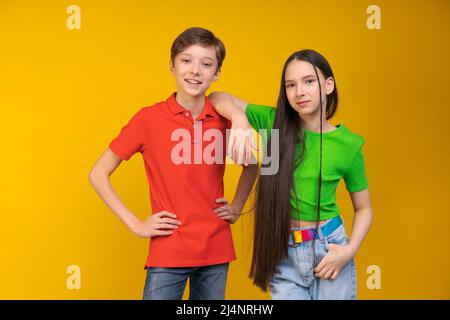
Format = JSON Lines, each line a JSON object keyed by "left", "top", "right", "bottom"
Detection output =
{"left": 249, "top": 49, "right": 338, "bottom": 291}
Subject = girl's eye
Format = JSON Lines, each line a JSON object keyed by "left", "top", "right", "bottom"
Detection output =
{"left": 306, "top": 79, "right": 315, "bottom": 84}
{"left": 202, "top": 63, "right": 212, "bottom": 67}
{"left": 286, "top": 83, "right": 295, "bottom": 88}
{"left": 181, "top": 59, "right": 190, "bottom": 63}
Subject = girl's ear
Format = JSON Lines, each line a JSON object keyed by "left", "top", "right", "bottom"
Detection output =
{"left": 325, "top": 77, "right": 335, "bottom": 95}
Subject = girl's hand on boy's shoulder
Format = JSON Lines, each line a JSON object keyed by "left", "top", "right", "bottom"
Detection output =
{"left": 228, "top": 114, "right": 257, "bottom": 166}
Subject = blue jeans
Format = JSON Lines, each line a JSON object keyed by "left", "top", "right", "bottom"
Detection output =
{"left": 270, "top": 218, "right": 356, "bottom": 300}
{"left": 142, "top": 263, "right": 229, "bottom": 300}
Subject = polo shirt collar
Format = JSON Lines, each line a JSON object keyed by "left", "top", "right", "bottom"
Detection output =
{"left": 166, "top": 93, "right": 218, "bottom": 120}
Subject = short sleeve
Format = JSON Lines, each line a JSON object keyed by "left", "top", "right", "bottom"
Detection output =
{"left": 245, "top": 104, "right": 276, "bottom": 131}
{"left": 109, "top": 108, "right": 148, "bottom": 160}
{"left": 344, "top": 143, "right": 369, "bottom": 192}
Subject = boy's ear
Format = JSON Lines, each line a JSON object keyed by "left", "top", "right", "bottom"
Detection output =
{"left": 213, "top": 68, "right": 221, "bottom": 82}
{"left": 325, "top": 77, "right": 335, "bottom": 95}
{"left": 169, "top": 60, "right": 175, "bottom": 75}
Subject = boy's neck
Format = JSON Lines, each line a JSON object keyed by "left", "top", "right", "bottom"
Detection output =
{"left": 175, "top": 91, "right": 205, "bottom": 119}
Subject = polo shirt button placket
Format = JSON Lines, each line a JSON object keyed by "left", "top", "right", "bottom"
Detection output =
{"left": 192, "top": 120, "right": 202, "bottom": 144}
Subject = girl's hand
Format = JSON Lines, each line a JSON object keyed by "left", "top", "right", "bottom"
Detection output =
{"left": 228, "top": 114, "right": 257, "bottom": 166}
{"left": 314, "top": 243, "right": 354, "bottom": 280}
{"left": 132, "top": 211, "right": 181, "bottom": 238}
{"left": 214, "top": 198, "right": 241, "bottom": 224}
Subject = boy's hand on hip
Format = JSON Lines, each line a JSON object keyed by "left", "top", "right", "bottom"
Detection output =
{"left": 214, "top": 198, "right": 241, "bottom": 224}
{"left": 132, "top": 211, "right": 181, "bottom": 238}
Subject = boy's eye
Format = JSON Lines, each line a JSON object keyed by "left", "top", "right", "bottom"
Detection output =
{"left": 202, "top": 63, "right": 212, "bottom": 67}
{"left": 181, "top": 59, "right": 190, "bottom": 63}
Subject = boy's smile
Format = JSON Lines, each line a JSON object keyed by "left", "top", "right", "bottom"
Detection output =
{"left": 171, "top": 44, "right": 220, "bottom": 100}
{"left": 185, "top": 78, "right": 202, "bottom": 85}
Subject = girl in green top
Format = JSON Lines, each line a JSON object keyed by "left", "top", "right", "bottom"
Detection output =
{"left": 209, "top": 49, "right": 373, "bottom": 299}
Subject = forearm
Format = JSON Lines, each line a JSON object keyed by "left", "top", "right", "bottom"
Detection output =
{"left": 347, "top": 207, "right": 373, "bottom": 258}
{"left": 209, "top": 92, "right": 246, "bottom": 121}
{"left": 230, "top": 163, "right": 259, "bottom": 213}
{"left": 89, "top": 171, "right": 141, "bottom": 232}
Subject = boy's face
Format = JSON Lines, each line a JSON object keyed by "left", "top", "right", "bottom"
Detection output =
{"left": 170, "top": 44, "right": 220, "bottom": 99}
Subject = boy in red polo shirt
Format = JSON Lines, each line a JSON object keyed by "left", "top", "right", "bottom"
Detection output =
{"left": 89, "top": 27, "right": 258, "bottom": 300}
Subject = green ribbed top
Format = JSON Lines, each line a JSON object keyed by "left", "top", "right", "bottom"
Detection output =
{"left": 246, "top": 104, "right": 368, "bottom": 221}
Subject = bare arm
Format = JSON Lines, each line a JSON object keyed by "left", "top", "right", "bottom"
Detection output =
{"left": 215, "top": 160, "right": 259, "bottom": 224}
{"left": 232, "top": 162, "right": 259, "bottom": 212}
{"left": 208, "top": 92, "right": 249, "bottom": 121}
{"left": 347, "top": 188, "right": 373, "bottom": 258}
{"left": 314, "top": 188, "right": 373, "bottom": 279}
{"left": 209, "top": 92, "right": 257, "bottom": 165}
{"left": 88, "top": 148, "right": 180, "bottom": 237}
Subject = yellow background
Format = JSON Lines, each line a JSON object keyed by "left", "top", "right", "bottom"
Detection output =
{"left": 0, "top": 0, "right": 449, "bottom": 299}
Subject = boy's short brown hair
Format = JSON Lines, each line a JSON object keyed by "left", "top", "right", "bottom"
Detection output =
{"left": 171, "top": 27, "right": 226, "bottom": 71}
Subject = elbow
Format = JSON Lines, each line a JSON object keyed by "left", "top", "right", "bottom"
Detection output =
{"left": 209, "top": 91, "right": 225, "bottom": 98}
{"left": 208, "top": 91, "right": 220, "bottom": 104}
{"left": 88, "top": 167, "right": 97, "bottom": 186}
{"left": 361, "top": 206, "right": 374, "bottom": 226}
{"left": 88, "top": 166, "right": 107, "bottom": 186}
{"left": 209, "top": 91, "right": 226, "bottom": 106}
{"left": 368, "top": 207, "right": 374, "bottom": 223}
{"left": 209, "top": 91, "right": 231, "bottom": 105}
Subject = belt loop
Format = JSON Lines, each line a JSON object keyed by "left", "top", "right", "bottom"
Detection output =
{"left": 324, "top": 235, "right": 329, "bottom": 252}
{"left": 317, "top": 226, "right": 325, "bottom": 243}
{"left": 317, "top": 226, "right": 329, "bottom": 251}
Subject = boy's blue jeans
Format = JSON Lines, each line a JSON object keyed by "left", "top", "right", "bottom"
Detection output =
{"left": 270, "top": 218, "right": 357, "bottom": 300}
{"left": 143, "top": 262, "right": 229, "bottom": 300}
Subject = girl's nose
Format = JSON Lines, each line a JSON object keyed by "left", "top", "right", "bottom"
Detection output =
{"left": 296, "top": 87, "right": 305, "bottom": 98}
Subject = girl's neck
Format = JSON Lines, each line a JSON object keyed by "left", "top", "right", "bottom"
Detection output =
{"left": 175, "top": 92, "right": 205, "bottom": 118}
{"left": 299, "top": 113, "right": 334, "bottom": 133}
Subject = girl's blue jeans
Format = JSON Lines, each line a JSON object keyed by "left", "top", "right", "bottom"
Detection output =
{"left": 270, "top": 218, "right": 357, "bottom": 300}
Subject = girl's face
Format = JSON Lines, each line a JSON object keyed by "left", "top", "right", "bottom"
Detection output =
{"left": 284, "top": 59, "right": 334, "bottom": 118}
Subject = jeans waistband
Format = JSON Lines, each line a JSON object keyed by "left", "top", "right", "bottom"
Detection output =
{"left": 290, "top": 215, "right": 343, "bottom": 244}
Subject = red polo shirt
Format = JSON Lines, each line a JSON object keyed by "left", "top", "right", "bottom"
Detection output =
{"left": 109, "top": 93, "right": 236, "bottom": 268}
